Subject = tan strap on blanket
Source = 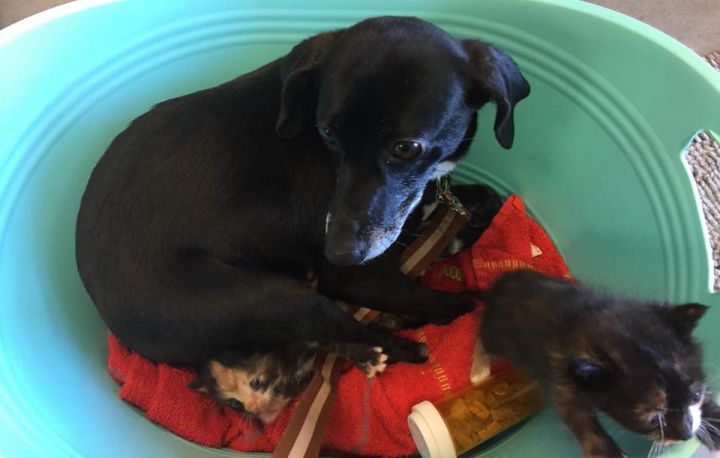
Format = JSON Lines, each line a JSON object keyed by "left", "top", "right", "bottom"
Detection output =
{"left": 273, "top": 178, "right": 466, "bottom": 458}
{"left": 272, "top": 306, "right": 379, "bottom": 458}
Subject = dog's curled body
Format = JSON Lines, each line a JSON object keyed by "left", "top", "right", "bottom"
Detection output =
{"left": 76, "top": 17, "right": 529, "bottom": 366}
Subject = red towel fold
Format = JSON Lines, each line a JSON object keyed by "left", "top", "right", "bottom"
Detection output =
{"left": 107, "top": 195, "right": 570, "bottom": 456}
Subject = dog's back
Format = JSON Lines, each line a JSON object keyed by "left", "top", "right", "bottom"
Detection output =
{"left": 76, "top": 60, "right": 335, "bottom": 363}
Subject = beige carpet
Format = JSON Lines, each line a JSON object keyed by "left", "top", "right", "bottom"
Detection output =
{"left": 686, "top": 51, "right": 720, "bottom": 291}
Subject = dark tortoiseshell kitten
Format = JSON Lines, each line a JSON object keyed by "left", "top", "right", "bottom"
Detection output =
{"left": 480, "top": 270, "right": 720, "bottom": 458}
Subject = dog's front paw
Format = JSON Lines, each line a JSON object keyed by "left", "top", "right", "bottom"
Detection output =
{"left": 357, "top": 346, "right": 389, "bottom": 378}
{"left": 429, "top": 295, "right": 476, "bottom": 325}
{"left": 384, "top": 338, "right": 428, "bottom": 364}
{"left": 334, "top": 342, "right": 389, "bottom": 377}
{"left": 371, "top": 312, "right": 427, "bottom": 330}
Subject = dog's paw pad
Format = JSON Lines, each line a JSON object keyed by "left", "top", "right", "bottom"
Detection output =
{"left": 419, "top": 344, "right": 429, "bottom": 359}
{"left": 365, "top": 361, "right": 387, "bottom": 378}
{"left": 361, "top": 347, "right": 388, "bottom": 378}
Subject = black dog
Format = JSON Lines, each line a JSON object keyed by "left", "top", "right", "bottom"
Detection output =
{"left": 76, "top": 17, "right": 529, "bottom": 368}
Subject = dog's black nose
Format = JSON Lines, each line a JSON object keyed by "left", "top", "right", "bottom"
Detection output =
{"left": 324, "top": 219, "right": 367, "bottom": 265}
{"left": 324, "top": 245, "right": 365, "bottom": 265}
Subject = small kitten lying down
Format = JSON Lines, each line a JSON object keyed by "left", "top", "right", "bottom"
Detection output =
{"left": 189, "top": 343, "right": 317, "bottom": 424}
{"left": 480, "top": 270, "right": 720, "bottom": 457}
{"left": 189, "top": 338, "right": 389, "bottom": 424}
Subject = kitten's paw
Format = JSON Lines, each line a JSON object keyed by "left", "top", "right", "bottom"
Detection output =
{"left": 581, "top": 438, "right": 625, "bottom": 458}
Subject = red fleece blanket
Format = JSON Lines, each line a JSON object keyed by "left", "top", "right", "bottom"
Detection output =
{"left": 106, "top": 195, "right": 570, "bottom": 456}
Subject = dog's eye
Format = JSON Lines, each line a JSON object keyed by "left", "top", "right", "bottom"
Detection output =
{"left": 249, "top": 378, "right": 264, "bottom": 391}
{"left": 317, "top": 126, "right": 336, "bottom": 144}
{"left": 393, "top": 141, "right": 423, "bottom": 160}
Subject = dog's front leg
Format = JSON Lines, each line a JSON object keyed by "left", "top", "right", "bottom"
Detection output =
{"left": 318, "top": 252, "right": 475, "bottom": 326}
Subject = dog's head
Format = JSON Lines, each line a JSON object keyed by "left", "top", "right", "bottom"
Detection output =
{"left": 276, "top": 17, "right": 530, "bottom": 265}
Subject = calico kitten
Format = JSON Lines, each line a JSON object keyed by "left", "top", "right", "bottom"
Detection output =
{"left": 480, "top": 270, "right": 720, "bottom": 458}
{"left": 189, "top": 343, "right": 317, "bottom": 424}
{"left": 189, "top": 339, "right": 389, "bottom": 424}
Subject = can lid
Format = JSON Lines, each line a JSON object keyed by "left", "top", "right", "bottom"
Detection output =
{"left": 407, "top": 401, "right": 457, "bottom": 458}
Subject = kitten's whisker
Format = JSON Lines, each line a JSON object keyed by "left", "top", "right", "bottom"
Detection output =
{"left": 697, "top": 424, "right": 712, "bottom": 446}
{"left": 649, "top": 441, "right": 666, "bottom": 458}
{"left": 650, "top": 441, "right": 661, "bottom": 458}
{"left": 702, "top": 420, "right": 720, "bottom": 436}
{"left": 658, "top": 412, "right": 665, "bottom": 443}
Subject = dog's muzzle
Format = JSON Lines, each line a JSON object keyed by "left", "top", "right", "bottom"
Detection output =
{"left": 324, "top": 218, "right": 367, "bottom": 265}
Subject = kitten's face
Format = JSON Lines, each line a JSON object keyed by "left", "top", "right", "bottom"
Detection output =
{"left": 567, "top": 303, "right": 709, "bottom": 444}
{"left": 599, "top": 352, "right": 706, "bottom": 443}
{"left": 190, "top": 353, "right": 315, "bottom": 424}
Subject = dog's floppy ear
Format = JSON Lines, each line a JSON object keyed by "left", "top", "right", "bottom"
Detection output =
{"left": 463, "top": 41, "right": 530, "bottom": 149}
{"left": 276, "top": 31, "right": 342, "bottom": 139}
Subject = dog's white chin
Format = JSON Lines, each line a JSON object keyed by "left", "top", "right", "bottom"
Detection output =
{"left": 430, "top": 160, "right": 458, "bottom": 179}
{"left": 361, "top": 190, "right": 425, "bottom": 263}
{"left": 362, "top": 225, "right": 403, "bottom": 263}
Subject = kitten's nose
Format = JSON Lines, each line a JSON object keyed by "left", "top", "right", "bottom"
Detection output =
{"left": 679, "top": 415, "right": 694, "bottom": 440}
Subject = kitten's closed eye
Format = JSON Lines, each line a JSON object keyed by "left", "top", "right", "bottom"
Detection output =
{"left": 225, "top": 398, "right": 245, "bottom": 411}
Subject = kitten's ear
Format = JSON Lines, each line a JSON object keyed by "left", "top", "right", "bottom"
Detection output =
{"left": 567, "top": 358, "right": 607, "bottom": 389}
{"left": 188, "top": 374, "right": 209, "bottom": 393}
{"left": 660, "top": 303, "right": 709, "bottom": 338}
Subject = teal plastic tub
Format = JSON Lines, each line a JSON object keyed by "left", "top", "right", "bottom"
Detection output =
{"left": 1, "top": 0, "right": 719, "bottom": 457}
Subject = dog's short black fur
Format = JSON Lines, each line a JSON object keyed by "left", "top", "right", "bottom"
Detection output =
{"left": 76, "top": 17, "right": 530, "bottom": 366}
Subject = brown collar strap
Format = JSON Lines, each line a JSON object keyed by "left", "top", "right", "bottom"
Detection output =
{"left": 273, "top": 178, "right": 468, "bottom": 458}
{"left": 400, "top": 179, "right": 470, "bottom": 279}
